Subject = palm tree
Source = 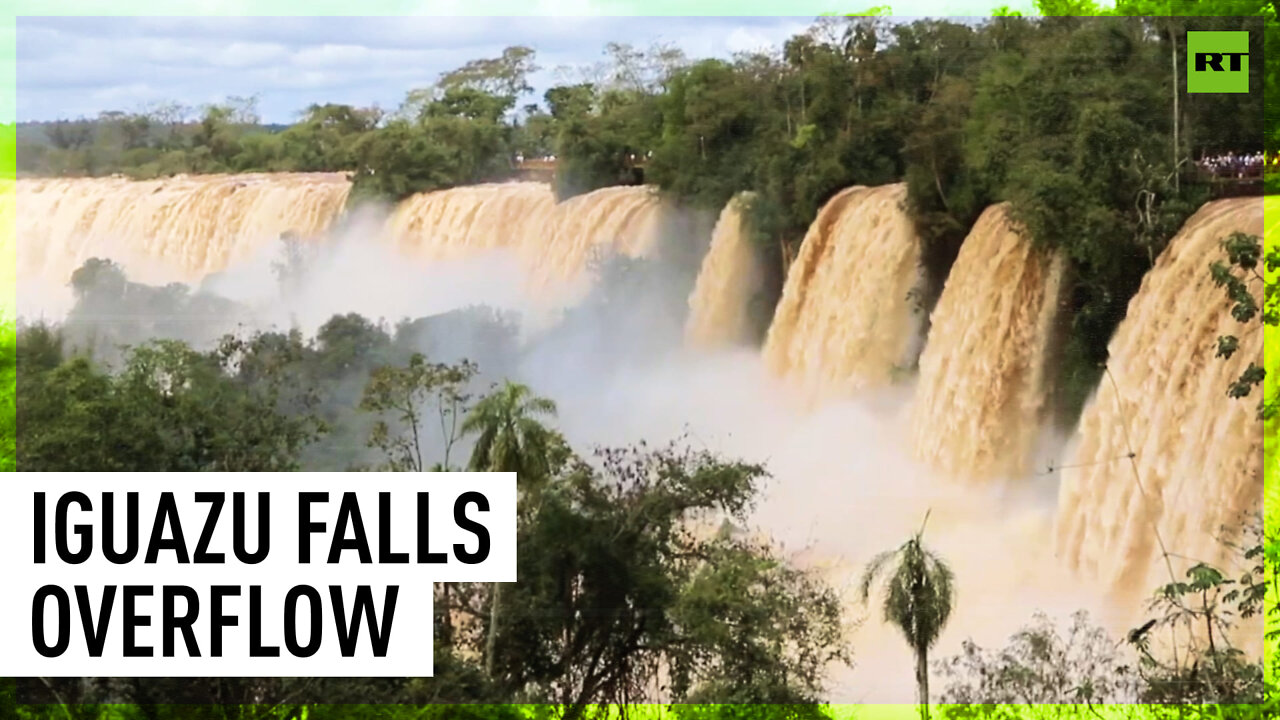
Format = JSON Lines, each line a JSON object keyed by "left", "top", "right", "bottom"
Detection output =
{"left": 859, "top": 511, "right": 955, "bottom": 719}
{"left": 461, "top": 380, "right": 559, "bottom": 484}
{"left": 461, "top": 380, "right": 558, "bottom": 681}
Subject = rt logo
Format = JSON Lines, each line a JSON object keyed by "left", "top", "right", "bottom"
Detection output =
{"left": 1187, "top": 31, "right": 1249, "bottom": 93}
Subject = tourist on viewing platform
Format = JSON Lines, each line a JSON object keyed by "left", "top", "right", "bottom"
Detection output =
{"left": 1196, "top": 150, "right": 1263, "bottom": 179}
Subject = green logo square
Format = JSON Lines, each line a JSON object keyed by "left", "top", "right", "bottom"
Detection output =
{"left": 1187, "top": 31, "right": 1249, "bottom": 93}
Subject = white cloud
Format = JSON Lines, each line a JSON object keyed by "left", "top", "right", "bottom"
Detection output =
{"left": 210, "top": 42, "right": 292, "bottom": 69}
{"left": 87, "top": 82, "right": 160, "bottom": 106}
{"left": 15, "top": 16, "right": 832, "bottom": 122}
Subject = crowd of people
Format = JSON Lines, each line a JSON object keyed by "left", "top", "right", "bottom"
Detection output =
{"left": 513, "top": 149, "right": 1273, "bottom": 178}
{"left": 1195, "top": 150, "right": 1276, "bottom": 179}
{"left": 512, "top": 150, "right": 652, "bottom": 166}
{"left": 514, "top": 153, "right": 555, "bottom": 164}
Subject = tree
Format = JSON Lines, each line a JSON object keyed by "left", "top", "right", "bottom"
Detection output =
{"left": 347, "top": 120, "right": 458, "bottom": 203}
{"left": 98, "top": 110, "right": 152, "bottom": 151}
{"left": 276, "top": 103, "right": 380, "bottom": 170}
{"left": 397, "top": 46, "right": 538, "bottom": 127}
{"left": 1033, "top": 0, "right": 1103, "bottom": 14}
{"left": 190, "top": 96, "right": 261, "bottom": 170}
{"left": 17, "top": 337, "right": 323, "bottom": 472}
{"left": 143, "top": 100, "right": 192, "bottom": 151}
{"left": 424, "top": 87, "right": 514, "bottom": 125}
{"left": 59, "top": 257, "right": 245, "bottom": 367}
{"left": 1205, "top": 219, "right": 1278, "bottom": 703}
{"left": 490, "top": 441, "right": 845, "bottom": 715}
{"left": 1129, "top": 540, "right": 1268, "bottom": 705}
{"left": 936, "top": 611, "right": 1140, "bottom": 711}
{"left": 360, "top": 353, "right": 477, "bottom": 471}
{"left": 670, "top": 534, "right": 848, "bottom": 712}
{"left": 545, "top": 83, "right": 597, "bottom": 122}
{"left": 860, "top": 512, "right": 956, "bottom": 719}
{"left": 44, "top": 119, "right": 94, "bottom": 151}
{"left": 1209, "top": 230, "right": 1273, "bottom": 418}
{"left": 438, "top": 46, "right": 540, "bottom": 102}
{"left": 462, "top": 380, "right": 561, "bottom": 484}
{"left": 460, "top": 380, "right": 560, "bottom": 679}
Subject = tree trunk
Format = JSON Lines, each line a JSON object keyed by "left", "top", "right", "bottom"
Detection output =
{"left": 439, "top": 583, "right": 454, "bottom": 649}
{"left": 38, "top": 678, "right": 75, "bottom": 720}
{"left": 485, "top": 581, "right": 502, "bottom": 679}
{"left": 932, "top": 158, "right": 950, "bottom": 211}
{"left": 915, "top": 647, "right": 930, "bottom": 720}
{"left": 785, "top": 92, "right": 793, "bottom": 137}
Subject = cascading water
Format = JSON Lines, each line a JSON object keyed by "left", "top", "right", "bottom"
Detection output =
{"left": 386, "top": 182, "right": 557, "bottom": 262}
{"left": 762, "top": 183, "right": 924, "bottom": 399}
{"left": 19, "top": 176, "right": 666, "bottom": 317}
{"left": 909, "top": 203, "right": 1065, "bottom": 482}
{"left": 389, "top": 182, "right": 665, "bottom": 308}
{"left": 1054, "top": 198, "right": 1264, "bottom": 606}
{"left": 521, "top": 184, "right": 664, "bottom": 290}
{"left": 684, "top": 192, "right": 759, "bottom": 348}
{"left": 17, "top": 173, "right": 352, "bottom": 290}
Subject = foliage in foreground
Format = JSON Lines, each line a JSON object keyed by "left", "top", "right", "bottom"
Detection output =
{"left": 860, "top": 515, "right": 955, "bottom": 715}
{"left": 11, "top": 274, "right": 849, "bottom": 714}
{"left": 938, "top": 518, "right": 1272, "bottom": 713}
{"left": 10, "top": 238, "right": 1278, "bottom": 716}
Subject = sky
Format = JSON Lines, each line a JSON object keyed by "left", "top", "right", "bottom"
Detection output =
{"left": 17, "top": 16, "right": 813, "bottom": 123}
{"left": 14, "top": 8, "right": 1036, "bottom": 124}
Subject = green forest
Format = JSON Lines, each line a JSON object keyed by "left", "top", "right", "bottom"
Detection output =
{"left": 6, "top": 0, "right": 1280, "bottom": 718}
